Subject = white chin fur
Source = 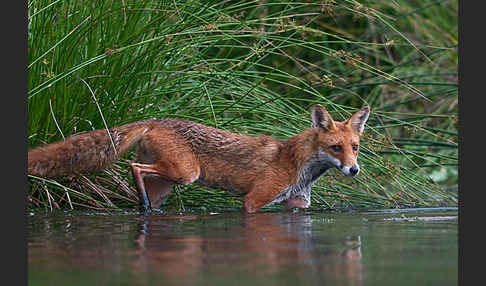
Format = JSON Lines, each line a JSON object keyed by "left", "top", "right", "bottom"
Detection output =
{"left": 340, "top": 164, "right": 359, "bottom": 177}
{"left": 316, "top": 149, "right": 359, "bottom": 177}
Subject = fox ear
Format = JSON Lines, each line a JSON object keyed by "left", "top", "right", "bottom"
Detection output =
{"left": 312, "top": 104, "right": 336, "bottom": 131}
{"left": 347, "top": 106, "right": 370, "bottom": 134}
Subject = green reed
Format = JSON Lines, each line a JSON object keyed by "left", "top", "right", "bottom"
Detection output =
{"left": 28, "top": 0, "right": 458, "bottom": 212}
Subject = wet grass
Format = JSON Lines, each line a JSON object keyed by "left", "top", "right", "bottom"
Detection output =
{"left": 28, "top": 0, "right": 457, "bottom": 212}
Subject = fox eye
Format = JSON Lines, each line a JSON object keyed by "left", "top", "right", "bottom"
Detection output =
{"left": 352, "top": 144, "right": 359, "bottom": 151}
{"left": 330, "top": 145, "right": 342, "bottom": 152}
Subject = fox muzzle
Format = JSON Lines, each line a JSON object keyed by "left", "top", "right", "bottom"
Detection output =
{"left": 339, "top": 164, "right": 360, "bottom": 177}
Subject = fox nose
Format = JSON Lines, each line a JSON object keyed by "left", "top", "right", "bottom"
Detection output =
{"left": 349, "top": 165, "right": 359, "bottom": 176}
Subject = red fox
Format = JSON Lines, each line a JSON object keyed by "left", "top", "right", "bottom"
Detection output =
{"left": 28, "top": 104, "right": 370, "bottom": 214}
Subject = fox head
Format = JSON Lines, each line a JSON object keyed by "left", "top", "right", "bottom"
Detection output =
{"left": 311, "top": 104, "right": 370, "bottom": 177}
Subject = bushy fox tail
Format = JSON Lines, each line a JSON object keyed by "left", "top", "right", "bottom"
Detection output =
{"left": 28, "top": 121, "right": 150, "bottom": 178}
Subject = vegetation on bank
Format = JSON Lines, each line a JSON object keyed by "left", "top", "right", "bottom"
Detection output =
{"left": 28, "top": 0, "right": 458, "bottom": 212}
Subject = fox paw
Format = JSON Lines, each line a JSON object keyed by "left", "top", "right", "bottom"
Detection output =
{"left": 284, "top": 197, "right": 310, "bottom": 210}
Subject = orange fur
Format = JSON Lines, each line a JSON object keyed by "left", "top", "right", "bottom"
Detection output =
{"left": 28, "top": 105, "right": 370, "bottom": 213}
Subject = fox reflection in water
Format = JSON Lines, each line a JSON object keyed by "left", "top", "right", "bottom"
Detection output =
{"left": 133, "top": 213, "right": 362, "bottom": 285}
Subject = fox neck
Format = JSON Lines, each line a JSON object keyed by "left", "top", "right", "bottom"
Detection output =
{"left": 284, "top": 128, "right": 338, "bottom": 174}
{"left": 267, "top": 129, "right": 338, "bottom": 207}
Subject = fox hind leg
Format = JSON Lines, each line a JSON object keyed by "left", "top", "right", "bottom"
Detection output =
{"left": 134, "top": 135, "right": 174, "bottom": 211}
{"left": 130, "top": 161, "right": 199, "bottom": 214}
{"left": 131, "top": 131, "right": 200, "bottom": 214}
{"left": 130, "top": 163, "right": 153, "bottom": 214}
{"left": 143, "top": 175, "right": 173, "bottom": 209}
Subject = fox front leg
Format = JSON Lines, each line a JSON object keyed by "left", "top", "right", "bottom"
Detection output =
{"left": 243, "top": 175, "right": 289, "bottom": 214}
{"left": 284, "top": 197, "right": 310, "bottom": 211}
{"left": 283, "top": 187, "right": 311, "bottom": 211}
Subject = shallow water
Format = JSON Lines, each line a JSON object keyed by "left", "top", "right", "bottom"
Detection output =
{"left": 28, "top": 208, "right": 458, "bottom": 286}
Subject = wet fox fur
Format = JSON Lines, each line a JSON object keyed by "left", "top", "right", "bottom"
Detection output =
{"left": 28, "top": 104, "right": 370, "bottom": 214}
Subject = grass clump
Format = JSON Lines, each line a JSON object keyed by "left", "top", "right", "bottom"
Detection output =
{"left": 28, "top": 0, "right": 457, "bottom": 212}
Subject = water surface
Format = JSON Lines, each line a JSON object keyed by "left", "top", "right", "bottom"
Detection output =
{"left": 28, "top": 208, "right": 457, "bottom": 285}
